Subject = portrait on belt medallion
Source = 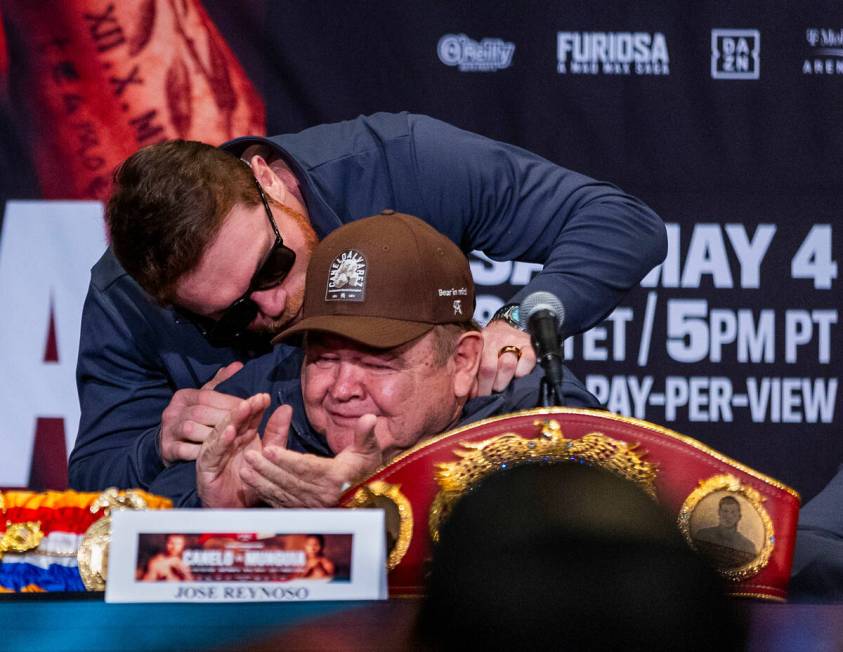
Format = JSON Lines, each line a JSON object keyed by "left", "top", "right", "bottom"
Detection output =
{"left": 678, "top": 475, "right": 774, "bottom": 580}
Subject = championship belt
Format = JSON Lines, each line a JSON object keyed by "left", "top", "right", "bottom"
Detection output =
{"left": 339, "top": 408, "right": 800, "bottom": 601}
{"left": 0, "top": 488, "right": 171, "bottom": 592}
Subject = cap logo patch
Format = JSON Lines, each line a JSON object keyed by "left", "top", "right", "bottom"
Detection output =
{"left": 326, "top": 249, "right": 367, "bottom": 302}
{"left": 453, "top": 300, "right": 462, "bottom": 315}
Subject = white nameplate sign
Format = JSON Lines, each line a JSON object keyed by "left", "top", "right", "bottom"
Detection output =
{"left": 105, "top": 509, "right": 387, "bottom": 603}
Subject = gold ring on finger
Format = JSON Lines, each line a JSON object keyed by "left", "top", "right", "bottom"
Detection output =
{"left": 498, "top": 345, "right": 523, "bottom": 361}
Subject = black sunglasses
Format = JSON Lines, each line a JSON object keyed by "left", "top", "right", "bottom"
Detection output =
{"left": 187, "top": 178, "right": 297, "bottom": 346}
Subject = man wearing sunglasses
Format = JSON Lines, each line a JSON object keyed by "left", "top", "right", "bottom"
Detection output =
{"left": 168, "top": 177, "right": 302, "bottom": 347}
{"left": 70, "top": 112, "right": 665, "bottom": 493}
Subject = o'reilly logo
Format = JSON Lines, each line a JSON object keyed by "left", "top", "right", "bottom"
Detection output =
{"left": 556, "top": 32, "right": 669, "bottom": 75}
{"left": 437, "top": 34, "right": 515, "bottom": 72}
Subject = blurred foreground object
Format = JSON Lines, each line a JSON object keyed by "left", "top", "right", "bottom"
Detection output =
{"left": 417, "top": 463, "right": 747, "bottom": 651}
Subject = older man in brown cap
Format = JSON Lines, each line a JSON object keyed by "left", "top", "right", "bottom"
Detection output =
{"left": 148, "top": 212, "right": 601, "bottom": 508}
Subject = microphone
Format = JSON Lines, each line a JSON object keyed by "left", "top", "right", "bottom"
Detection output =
{"left": 519, "top": 291, "right": 565, "bottom": 406}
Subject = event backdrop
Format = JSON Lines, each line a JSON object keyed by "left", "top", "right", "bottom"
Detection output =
{"left": 0, "top": 1, "right": 839, "bottom": 502}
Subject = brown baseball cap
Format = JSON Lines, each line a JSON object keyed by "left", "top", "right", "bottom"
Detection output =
{"left": 273, "top": 211, "right": 475, "bottom": 348}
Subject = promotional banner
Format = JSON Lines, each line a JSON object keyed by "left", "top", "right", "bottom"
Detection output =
{"left": 0, "top": 1, "right": 839, "bottom": 502}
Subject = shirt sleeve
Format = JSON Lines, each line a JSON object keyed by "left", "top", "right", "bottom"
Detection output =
{"left": 406, "top": 114, "right": 667, "bottom": 337}
{"left": 148, "top": 462, "right": 202, "bottom": 508}
{"left": 792, "top": 464, "right": 843, "bottom": 565}
{"left": 69, "top": 279, "right": 171, "bottom": 491}
{"left": 790, "top": 464, "right": 843, "bottom": 600}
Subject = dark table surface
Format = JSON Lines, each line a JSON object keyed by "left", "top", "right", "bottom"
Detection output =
{"left": 2, "top": 593, "right": 843, "bottom": 652}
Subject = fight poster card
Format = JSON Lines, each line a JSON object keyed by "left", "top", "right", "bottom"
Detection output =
{"left": 105, "top": 510, "right": 387, "bottom": 603}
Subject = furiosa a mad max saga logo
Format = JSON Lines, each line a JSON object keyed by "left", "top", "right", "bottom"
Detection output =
{"left": 437, "top": 34, "right": 515, "bottom": 72}
{"left": 557, "top": 32, "right": 669, "bottom": 75}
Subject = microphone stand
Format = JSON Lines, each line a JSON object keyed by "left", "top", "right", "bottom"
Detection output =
{"left": 530, "top": 325, "right": 566, "bottom": 407}
{"left": 537, "top": 363, "right": 566, "bottom": 408}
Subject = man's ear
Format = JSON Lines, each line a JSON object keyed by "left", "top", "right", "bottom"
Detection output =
{"left": 451, "top": 331, "right": 483, "bottom": 399}
{"left": 248, "top": 154, "right": 301, "bottom": 205}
